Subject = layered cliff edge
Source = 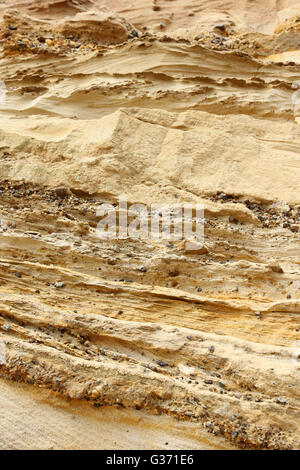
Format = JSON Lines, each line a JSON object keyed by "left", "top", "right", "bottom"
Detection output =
{"left": 0, "top": 1, "right": 299, "bottom": 450}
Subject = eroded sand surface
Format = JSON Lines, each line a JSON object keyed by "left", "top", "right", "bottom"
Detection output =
{"left": 1, "top": 379, "right": 236, "bottom": 450}
{"left": 0, "top": 0, "right": 299, "bottom": 450}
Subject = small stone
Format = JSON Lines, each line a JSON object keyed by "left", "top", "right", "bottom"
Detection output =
{"left": 209, "top": 345, "right": 215, "bottom": 353}
{"left": 232, "top": 431, "right": 239, "bottom": 439}
{"left": 214, "top": 23, "right": 226, "bottom": 31}
{"left": 269, "top": 264, "right": 284, "bottom": 274}
{"left": 2, "top": 324, "right": 10, "bottom": 331}
{"left": 15, "top": 272, "right": 22, "bottom": 278}
{"left": 219, "top": 381, "right": 226, "bottom": 388}
{"left": 287, "top": 294, "right": 291, "bottom": 299}
{"left": 54, "top": 187, "right": 69, "bottom": 198}
{"left": 271, "top": 201, "right": 290, "bottom": 213}
{"left": 54, "top": 281, "right": 65, "bottom": 288}
{"left": 186, "top": 335, "right": 192, "bottom": 340}
{"left": 138, "top": 266, "right": 147, "bottom": 272}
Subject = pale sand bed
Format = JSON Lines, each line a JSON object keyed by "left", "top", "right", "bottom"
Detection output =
{"left": 0, "top": 378, "right": 234, "bottom": 450}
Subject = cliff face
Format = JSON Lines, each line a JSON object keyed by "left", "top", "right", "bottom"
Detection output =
{"left": 0, "top": 1, "right": 299, "bottom": 450}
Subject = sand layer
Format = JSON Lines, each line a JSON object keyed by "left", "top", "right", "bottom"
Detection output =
{"left": 0, "top": 0, "right": 299, "bottom": 450}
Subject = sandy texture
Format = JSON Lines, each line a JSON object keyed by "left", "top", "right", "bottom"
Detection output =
{"left": 0, "top": 0, "right": 299, "bottom": 451}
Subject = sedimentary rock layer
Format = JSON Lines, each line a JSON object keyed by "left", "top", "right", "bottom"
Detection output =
{"left": 0, "top": 0, "right": 299, "bottom": 450}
